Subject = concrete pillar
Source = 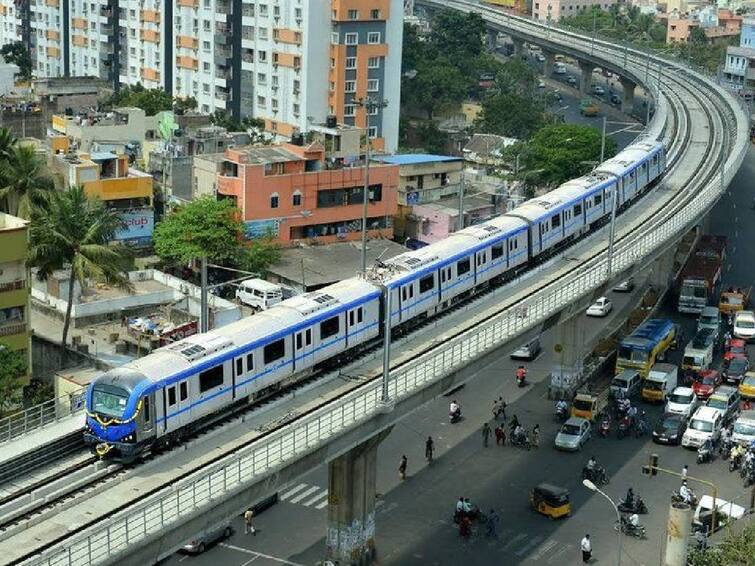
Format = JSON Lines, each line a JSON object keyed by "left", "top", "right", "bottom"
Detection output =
{"left": 549, "top": 315, "right": 586, "bottom": 398}
{"left": 543, "top": 50, "right": 556, "bottom": 78}
{"left": 664, "top": 502, "right": 692, "bottom": 566}
{"left": 486, "top": 29, "right": 497, "bottom": 51}
{"left": 326, "top": 431, "right": 389, "bottom": 565}
{"left": 649, "top": 247, "right": 675, "bottom": 290}
{"left": 620, "top": 77, "right": 636, "bottom": 115}
{"left": 512, "top": 37, "right": 525, "bottom": 56}
{"left": 579, "top": 62, "right": 594, "bottom": 95}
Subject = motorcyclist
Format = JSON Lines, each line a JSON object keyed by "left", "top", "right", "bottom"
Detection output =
{"left": 679, "top": 480, "right": 694, "bottom": 504}
{"left": 449, "top": 400, "right": 461, "bottom": 420}
{"left": 624, "top": 488, "right": 635, "bottom": 508}
{"left": 556, "top": 399, "right": 568, "bottom": 415}
{"left": 617, "top": 396, "right": 631, "bottom": 415}
{"left": 516, "top": 365, "right": 527, "bottom": 383}
{"left": 627, "top": 404, "right": 638, "bottom": 423}
{"left": 513, "top": 424, "right": 525, "bottom": 443}
{"left": 586, "top": 456, "right": 597, "bottom": 471}
{"left": 628, "top": 513, "right": 640, "bottom": 529}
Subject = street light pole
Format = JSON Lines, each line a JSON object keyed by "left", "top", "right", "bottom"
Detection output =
{"left": 582, "top": 479, "right": 622, "bottom": 566}
{"left": 600, "top": 115, "right": 607, "bottom": 163}
{"left": 591, "top": 9, "right": 597, "bottom": 56}
{"left": 200, "top": 255, "right": 209, "bottom": 332}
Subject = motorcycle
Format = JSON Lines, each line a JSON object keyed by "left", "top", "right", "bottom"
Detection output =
{"left": 582, "top": 465, "right": 609, "bottom": 486}
{"left": 614, "top": 515, "right": 646, "bottom": 539}
{"left": 729, "top": 450, "right": 742, "bottom": 473}
{"left": 598, "top": 414, "right": 611, "bottom": 438}
{"left": 555, "top": 404, "right": 569, "bottom": 423}
{"left": 617, "top": 415, "right": 631, "bottom": 439}
{"left": 449, "top": 409, "right": 462, "bottom": 424}
{"left": 697, "top": 443, "right": 714, "bottom": 464}
{"left": 739, "top": 457, "right": 753, "bottom": 479}
{"left": 618, "top": 495, "right": 648, "bottom": 515}
{"left": 511, "top": 431, "right": 531, "bottom": 450}
{"left": 516, "top": 373, "right": 527, "bottom": 388}
{"left": 672, "top": 489, "right": 698, "bottom": 507}
{"left": 634, "top": 417, "right": 649, "bottom": 438}
{"left": 720, "top": 437, "right": 733, "bottom": 460}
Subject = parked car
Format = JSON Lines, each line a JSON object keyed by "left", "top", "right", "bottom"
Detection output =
{"left": 665, "top": 386, "right": 700, "bottom": 419}
{"left": 610, "top": 93, "right": 621, "bottom": 105}
{"left": 692, "top": 369, "right": 722, "bottom": 400}
{"left": 510, "top": 336, "right": 542, "bottom": 361}
{"left": 653, "top": 412, "right": 687, "bottom": 445}
{"left": 586, "top": 297, "right": 612, "bottom": 317}
{"left": 567, "top": 76, "right": 577, "bottom": 86}
{"left": 592, "top": 85, "right": 605, "bottom": 96}
{"left": 733, "top": 310, "right": 755, "bottom": 341}
{"left": 723, "top": 356, "right": 749, "bottom": 384}
{"left": 612, "top": 278, "right": 634, "bottom": 293}
{"left": 182, "top": 523, "right": 233, "bottom": 554}
{"left": 555, "top": 417, "right": 591, "bottom": 451}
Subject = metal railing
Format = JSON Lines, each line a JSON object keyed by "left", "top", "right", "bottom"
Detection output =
{"left": 0, "top": 387, "right": 85, "bottom": 444}
{"left": 26, "top": 12, "right": 750, "bottom": 566}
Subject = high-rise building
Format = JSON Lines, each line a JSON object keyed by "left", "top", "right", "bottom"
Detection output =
{"left": 6, "top": 0, "right": 402, "bottom": 151}
{"left": 0, "top": 212, "right": 31, "bottom": 381}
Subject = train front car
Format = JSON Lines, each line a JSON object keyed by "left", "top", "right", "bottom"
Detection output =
{"left": 84, "top": 368, "right": 152, "bottom": 461}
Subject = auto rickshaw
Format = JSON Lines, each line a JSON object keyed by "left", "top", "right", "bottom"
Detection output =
{"left": 530, "top": 483, "right": 571, "bottom": 519}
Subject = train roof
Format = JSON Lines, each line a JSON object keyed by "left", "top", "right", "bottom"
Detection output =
{"left": 596, "top": 141, "right": 662, "bottom": 177}
{"left": 478, "top": 214, "right": 529, "bottom": 234}
{"left": 556, "top": 172, "right": 615, "bottom": 194}
{"left": 505, "top": 195, "right": 574, "bottom": 223}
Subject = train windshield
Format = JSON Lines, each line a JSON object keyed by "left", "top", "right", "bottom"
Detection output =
{"left": 91, "top": 386, "right": 129, "bottom": 418}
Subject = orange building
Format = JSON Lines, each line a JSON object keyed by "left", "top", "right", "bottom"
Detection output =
{"left": 217, "top": 142, "right": 399, "bottom": 246}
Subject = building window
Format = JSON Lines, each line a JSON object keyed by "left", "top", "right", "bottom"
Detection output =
{"left": 345, "top": 80, "right": 356, "bottom": 92}
{"left": 369, "top": 105, "right": 379, "bottom": 115}
{"left": 203, "top": 83, "right": 210, "bottom": 93}
{"left": 329, "top": 81, "right": 335, "bottom": 91}
{"left": 371, "top": 9, "right": 381, "bottom": 19}
{"left": 270, "top": 193, "right": 279, "bottom": 208}
{"left": 292, "top": 191, "right": 302, "bottom": 206}
{"left": 331, "top": 32, "right": 339, "bottom": 44}
{"left": 348, "top": 9, "right": 358, "bottom": 19}
{"left": 345, "top": 32, "right": 358, "bottom": 45}
{"left": 272, "top": 98, "right": 278, "bottom": 110}
{"left": 259, "top": 4, "right": 268, "bottom": 16}
{"left": 257, "top": 95, "right": 266, "bottom": 107}
{"left": 273, "top": 5, "right": 279, "bottom": 16}
{"left": 293, "top": 79, "right": 300, "bottom": 92}
{"left": 367, "top": 32, "right": 380, "bottom": 44}
{"left": 367, "top": 79, "right": 379, "bottom": 91}
{"left": 203, "top": 62, "right": 210, "bottom": 71}
{"left": 368, "top": 56, "right": 380, "bottom": 69}
{"left": 257, "top": 72, "right": 267, "bottom": 84}
{"left": 368, "top": 126, "right": 377, "bottom": 138}
{"left": 293, "top": 103, "right": 300, "bottom": 115}
{"left": 203, "top": 40, "right": 210, "bottom": 51}
{"left": 345, "top": 57, "right": 356, "bottom": 69}
{"left": 259, "top": 27, "right": 268, "bottom": 40}
{"left": 344, "top": 104, "right": 355, "bottom": 116}
{"left": 258, "top": 50, "right": 267, "bottom": 62}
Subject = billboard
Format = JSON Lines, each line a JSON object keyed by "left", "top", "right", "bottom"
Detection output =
{"left": 244, "top": 219, "right": 280, "bottom": 239}
{"left": 115, "top": 208, "right": 154, "bottom": 244}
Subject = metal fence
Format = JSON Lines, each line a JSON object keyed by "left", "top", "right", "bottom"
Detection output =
{"left": 29, "top": 16, "right": 750, "bottom": 566}
{"left": 0, "top": 387, "right": 86, "bottom": 444}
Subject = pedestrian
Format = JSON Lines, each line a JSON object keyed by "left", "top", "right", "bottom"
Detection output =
{"left": 581, "top": 533, "right": 592, "bottom": 563}
{"left": 495, "top": 425, "right": 505, "bottom": 446}
{"left": 492, "top": 398, "right": 500, "bottom": 420}
{"left": 681, "top": 464, "right": 688, "bottom": 481}
{"left": 244, "top": 508, "right": 256, "bottom": 535}
{"left": 425, "top": 436, "right": 434, "bottom": 463}
{"left": 482, "top": 422, "right": 491, "bottom": 447}
{"left": 486, "top": 508, "right": 500, "bottom": 539}
{"left": 498, "top": 397, "right": 507, "bottom": 420}
{"left": 532, "top": 424, "right": 540, "bottom": 448}
{"left": 399, "top": 455, "right": 407, "bottom": 480}
{"left": 510, "top": 414, "right": 519, "bottom": 433}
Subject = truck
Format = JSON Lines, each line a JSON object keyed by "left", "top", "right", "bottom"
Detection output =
{"left": 677, "top": 235, "right": 727, "bottom": 314}
{"left": 641, "top": 363, "right": 679, "bottom": 403}
{"left": 571, "top": 389, "right": 609, "bottom": 422}
{"left": 719, "top": 286, "right": 751, "bottom": 316}
{"left": 682, "top": 328, "right": 716, "bottom": 376}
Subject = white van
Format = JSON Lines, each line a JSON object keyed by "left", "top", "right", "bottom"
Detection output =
{"left": 610, "top": 370, "right": 641, "bottom": 398}
{"left": 665, "top": 386, "right": 700, "bottom": 419}
{"left": 681, "top": 406, "right": 723, "bottom": 448}
{"left": 554, "top": 62, "right": 567, "bottom": 75}
{"left": 235, "top": 279, "right": 283, "bottom": 310}
{"left": 732, "top": 409, "right": 755, "bottom": 445}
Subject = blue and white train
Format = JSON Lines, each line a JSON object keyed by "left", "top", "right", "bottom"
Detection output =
{"left": 84, "top": 141, "right": 666, "bottom": 460}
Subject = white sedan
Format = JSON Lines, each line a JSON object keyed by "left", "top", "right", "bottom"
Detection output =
{"left": 586, "top": 297, "right": 612, "bottom": 317}
{"left": 733, "top": 310, "right": 755, "bottom": 342}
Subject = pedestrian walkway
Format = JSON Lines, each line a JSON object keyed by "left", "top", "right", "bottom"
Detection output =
{"left": 278, "top": 482, "right": 329, "bottom": 510}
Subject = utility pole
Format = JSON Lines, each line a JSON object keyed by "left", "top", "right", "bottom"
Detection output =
{"left": 457, "top": 168, "right": 465, "bottom": 232}
{"left": 356, "top": 96, "right": 388, "bottom": 274}
{"left": 200, "top": 255, "right": 209, "bottom": 332}
{"left": 381, "top": 287, "right": 392, "bottom": 403}
{"left": 600, "top": 115, "right": 607, "bottom": 163}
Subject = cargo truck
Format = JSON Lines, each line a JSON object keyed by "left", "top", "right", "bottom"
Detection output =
{"left": 677, "top": 235, "right": 727, "bottom": 314}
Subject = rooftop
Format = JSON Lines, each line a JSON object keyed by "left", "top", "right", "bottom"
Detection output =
{"left": 373, "top": 154, "right": 462, "bottom": 166}
{"left": 268, "top": 240, "right": 409, "bottom": 289}
{"left": 228, "top": 145, "right": 302, "bottom": 165}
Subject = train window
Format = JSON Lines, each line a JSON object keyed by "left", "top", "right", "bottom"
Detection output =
{"left": 457, "top": 258, "right": 470, "bottom": 275}
{"left": 235, "top": 358, "right": 243, "bottom": 376}
{"left": 492, "top": 244, "right": 503, "bottom": 259}
{"left": 296, "top": 332, "right": 303, "bottom": 349}
{"left": 306, "top": 328, "right": 312, "bottom": 345}
{"left": 574, "top": 204, "right": 582, "bottom": 215}
{"left": 143, "top": 396, "right": 150, "bottom": 422}
{"left": 349, "top": 311, "right": 355, "bottom": 326}
{"left": 409, "top": 285, "right": 414, "bottom": 298}
{"left": 246, "top": 353, "right": 254, "bottom": 371}
{"left": 167, "top": 386, "right": 176, "bottom": 406}
{"left": 263, "top": 339, "right": 285, "bottom": 364}
{"left": 440, "top": 270, "right": 445, "bottom": 283}
{"left": 357, "top": 307, "right": 363, "bottom": 323}
{"left": 551, "top": 214, "right": 561, "bottom": 228}
{"left": 595, "top": 194, "right": 603, "bottom": 205}
{"left": 199, "top": 365, "right": 224, "bottom": 393}
{"left": 419, "top": 274, "right": 434, "bottom": 293}
{"left": 180, "top": 382, "right": 188, "bottom": 401}
{"left": 320, "top": 316, "right": 340, "bottom": 339}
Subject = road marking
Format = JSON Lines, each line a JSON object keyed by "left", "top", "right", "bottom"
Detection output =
{"left": 528, "top": 538, "right": 560, "bottom": 560}
{"left": 301, "top": 489, "right": 328, "bottom": 507}
{"left": 547, "top": 543, "right": 574, "bottom": 563}
{"left": 515, "top": 535, "right": 545, "bottom": 556}
{"left": 240, "top": 557, "right": 260, "bottom": 565}
{"left": 315, "top": 498, "right": 330, "bottom": 510}
{"left": 279, "top": 483, "right": 309, "bottom": 500}
{"left": 289, "top": 485, "right": 321, "bottom": 504}
{"left": 502, "top": 532, "right": 528, "bottom": 550}
{"left": 220, "top": 543, "right": 307, "bottom": 566}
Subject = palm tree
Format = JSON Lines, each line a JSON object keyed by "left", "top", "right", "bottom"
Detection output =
{"left": 29, "top": 186, "right": 133, "bottom": 352}
{"left": 0, "top": 145, "right": 54, "bottom": 219}
{"left": 0, "top": 127, "right": 17, "bottom": 162}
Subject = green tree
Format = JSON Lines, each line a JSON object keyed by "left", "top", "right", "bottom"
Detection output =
{"left": 688, "top": 521, "right": 755, "bottom": 565}
{"left": 0, "top": 344, "right": 27, "bottom": 413}
{"left": 0, "top": 41, "right": 32, "bottom": 80}
{"left": 153, "top": 197, "right": 245, "bottom": 265}
{"left": 414, "top": 122, "right": 450, "bottom": 154}
{"left": 689, "top": 26, "right": 708, "bottom": 45}
{"left": 429, "top": 10, "right": 486, "bottom": 65}
{"left": 173, "top": 96, "right": 198, "bottom": 115}
{"left": 0, "top": 127, "right": 17, "bottom": 162}
{"left": 406, "top": 61, "right": 468, "bottom": 119}
{"left": 239, "top": 237, "right": 282, "bottom": 276}
{"left": 29, "top": 186, "right": 133, "bottom": 352}
{"left": 495, "top": 57, "right": 538, "bottom": 97}
{"left": 0, "top": 145, "right": 55, "bottom": 219}
{"left": 101, "top": 84, "right": 173, "bottom": 116}
{"left": 477, "top": 93, "right": 545, "bottom": 139}
{"left": 512, "top": 123, "right": 617, "bottom": 187}
{"left": 401, "top": 22, "right": 426, "bottom": 73}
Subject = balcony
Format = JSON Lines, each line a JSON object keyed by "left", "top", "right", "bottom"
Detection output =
{"left": 217, "top": 174, "right": 241, "bottom": 197}
{"left": 216, "top": 1, "right": 229, "bottom": 14}
{"left": 0, "top": 322, "right": 27, "bottom": 339}
{"left": 215, "top": 33, "right": 229, "bottom": 45}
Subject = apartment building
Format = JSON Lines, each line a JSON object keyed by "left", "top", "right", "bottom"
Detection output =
{"left": 0, "top": 213, "right": 30, "bottom": 371}
{"left": 15, "top": 0, "right": 402, "bottom": 151}
{"left": 532, "top": 0, "right": 617, "bottom": 22}
{"left": 723, "top": 17, "right": 755, "bottom": 98}
{"left": 216, "top": 141, "right": 398, "bottom": 245}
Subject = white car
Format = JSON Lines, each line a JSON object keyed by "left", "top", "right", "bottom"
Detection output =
{"left": 612, "top": 278, "right": 635, "bottom": 293}
{"left": 536, "top": 53, "right": 546, "bottom": 62}
{"left": 592, "top": 85, "right": 605, "bottom": 96}
{"left": 733, "top": 310, "right": 755, "bottom": 342}
{"left": 586, "top": 297, "right": 612, "bottom": 317}
{"left": 665, "top": 386, "right": 700, "bottom": 420}
{"left": 555, "top": 417, "right": 591, "bottom": 451}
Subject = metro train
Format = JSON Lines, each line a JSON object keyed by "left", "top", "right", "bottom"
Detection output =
{"left": 84, "top": 140, "right": 666, "bottom": 461}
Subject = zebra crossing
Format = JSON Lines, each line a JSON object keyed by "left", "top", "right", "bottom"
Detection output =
{"left": 279, "top": 482, "right": 329, "bottom": 510}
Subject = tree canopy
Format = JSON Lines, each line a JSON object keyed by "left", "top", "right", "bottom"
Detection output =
{"left": 101, "top": 84, "right": 174, "bottom": 116}
{"left": 0, "top": 344, "right": 27, "bottom": 413}
{"left": 688, "top": 521, "right": 755, "bottom": 565}
{"left": 0, "top": 144, "right": 55, "bottom": 219}
{"left": 509, "top": 123, "right": 617, "bottom": 187}
{"left": 0, "top": 42, "right": 32, "bottom": 80}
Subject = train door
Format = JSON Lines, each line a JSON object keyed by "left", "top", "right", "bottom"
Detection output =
{"left": 475, "top": 249, "right": 487, "bottom": 283}
{"left": 295, "top": 327, "right": 313, "bottom": 367}
{"left": 163, "top": 385, "right": 177, "bottom": 432}
{"left": 233, "top": 357, "right": 245, "bottom": 399}
{"left": 138, "top": 392, "right": 154, "bottom": 443}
